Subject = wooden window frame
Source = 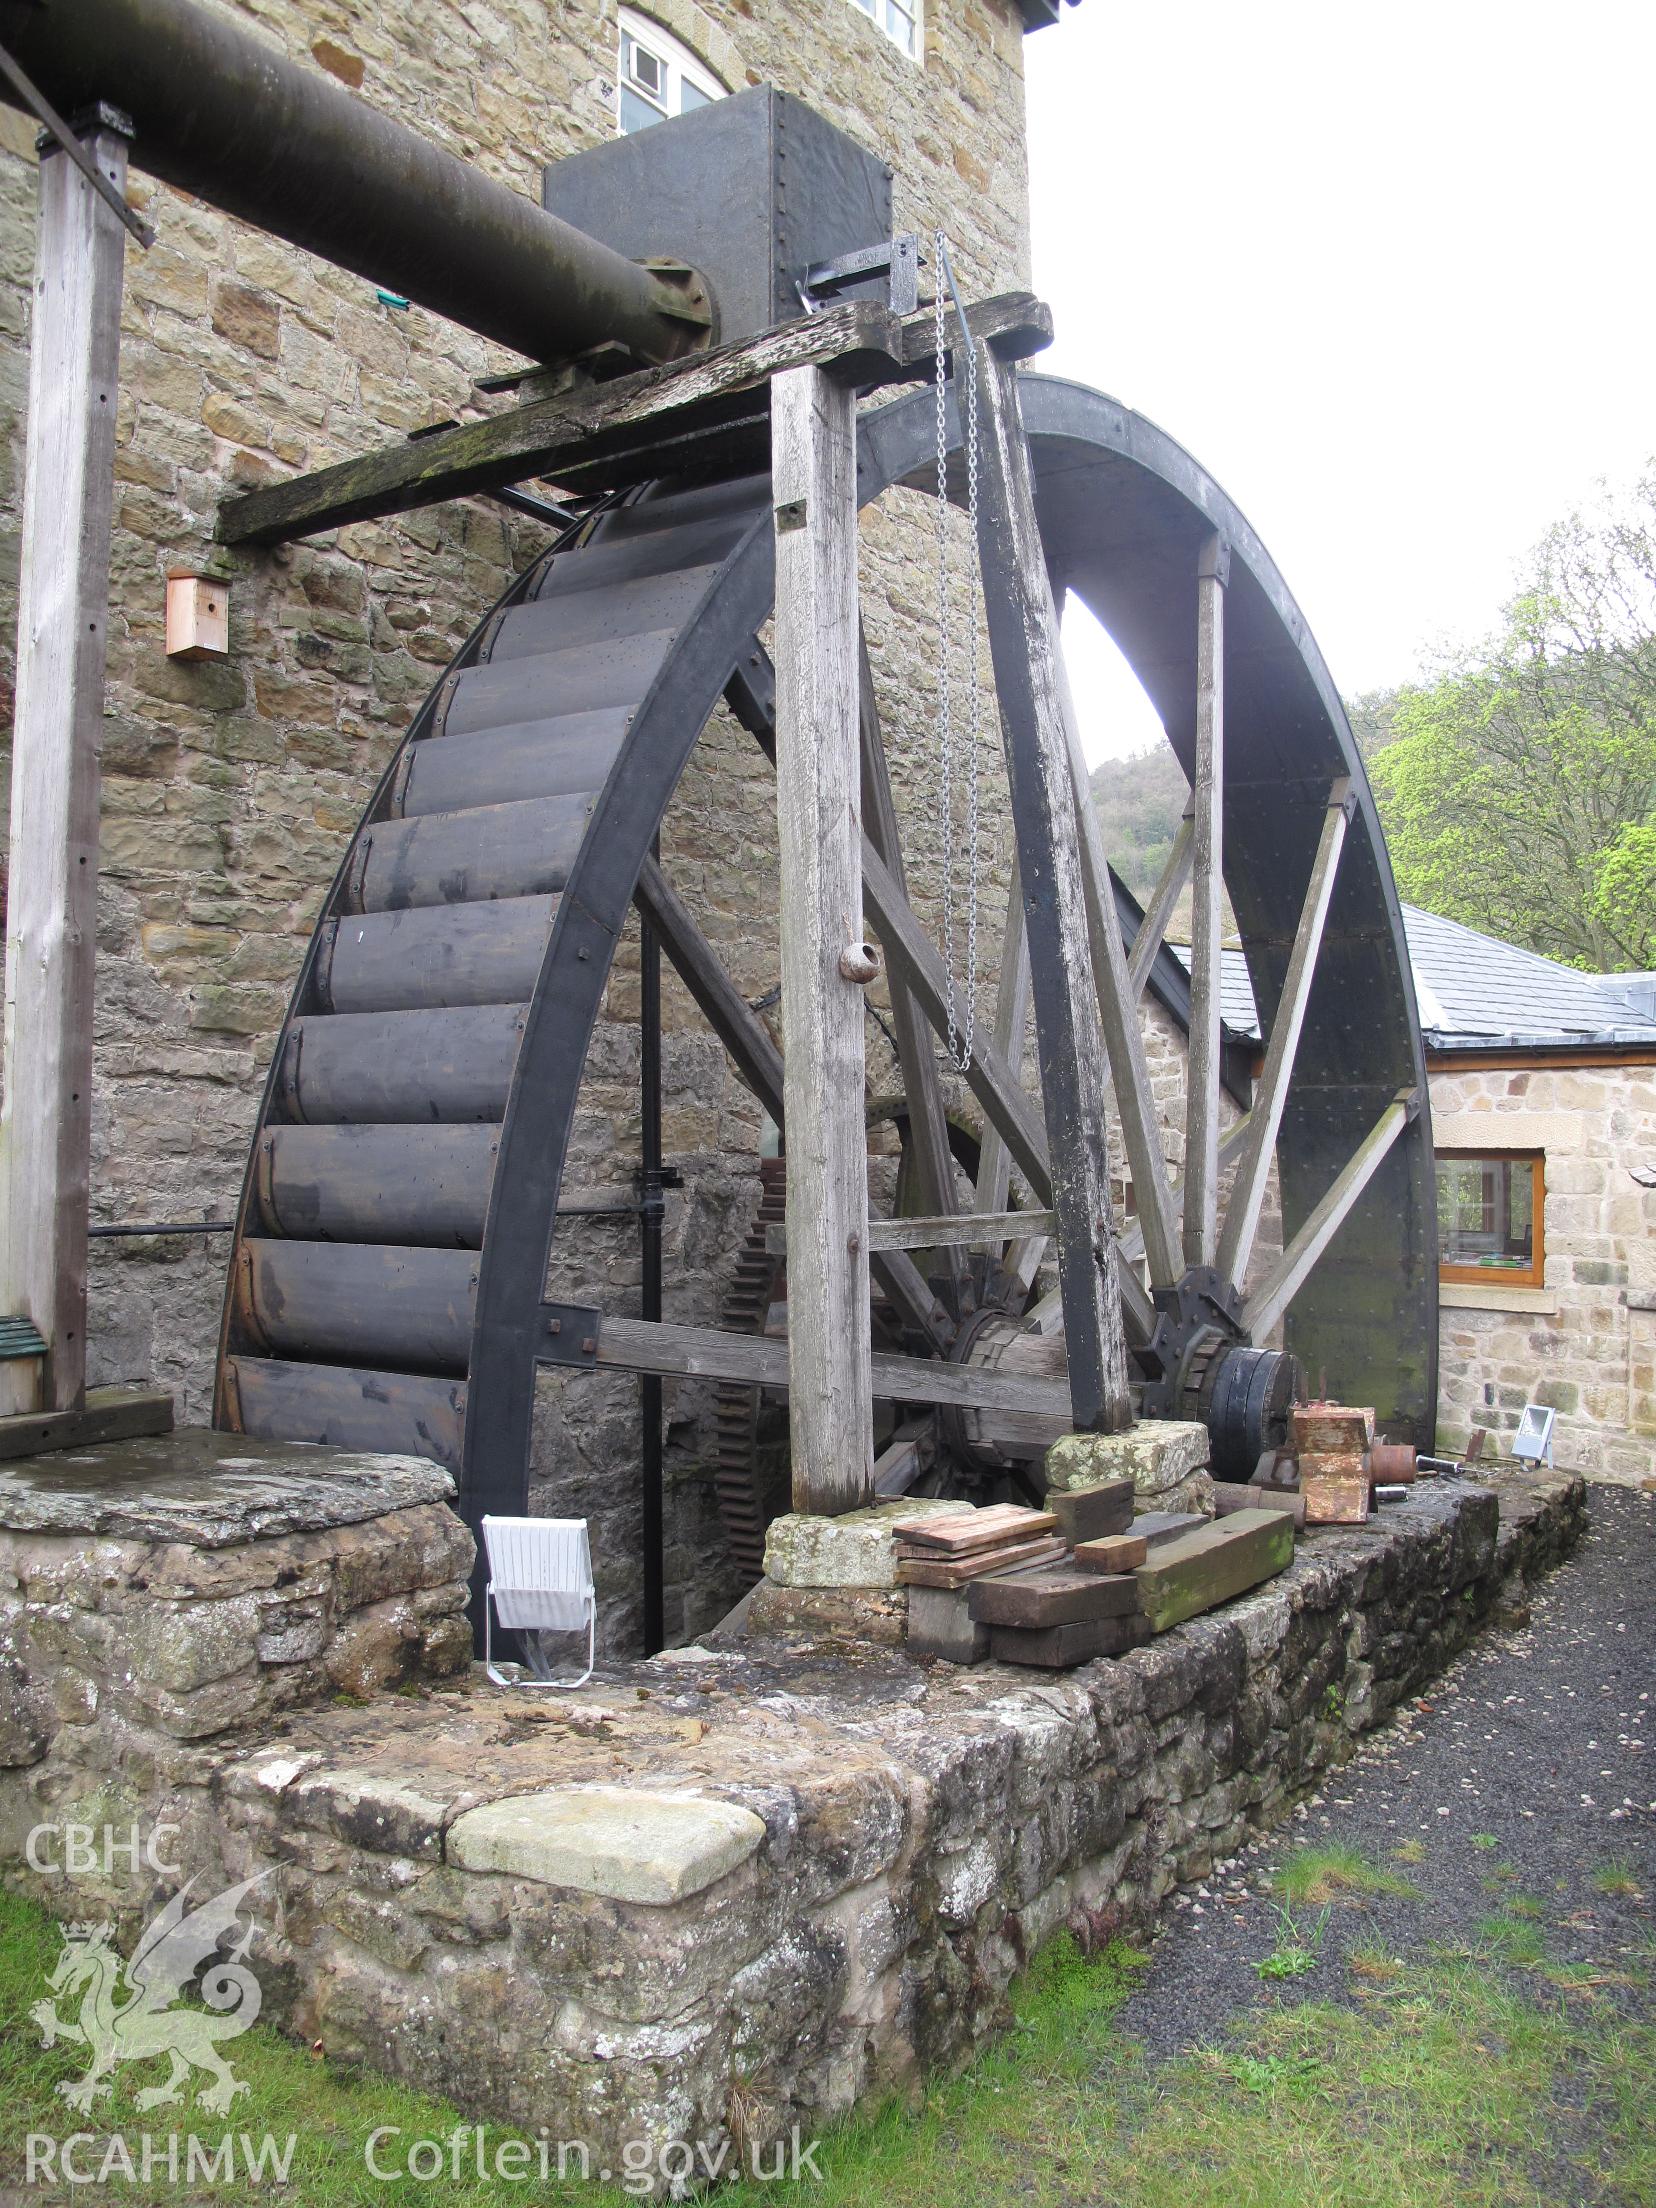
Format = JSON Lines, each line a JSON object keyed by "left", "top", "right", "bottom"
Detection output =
{"left": 1436, "top": 1149, "right": 1545, "bottom": 1290}
{"left": 846, "top": 0, "right": 923, "bottom": 62}
{"left": 617, "top": 9, "right": 725, "bottom": 135}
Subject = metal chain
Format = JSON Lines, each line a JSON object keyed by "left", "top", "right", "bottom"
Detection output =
{"left": 932, "top": 230, "right": 982, "bottom": 1072}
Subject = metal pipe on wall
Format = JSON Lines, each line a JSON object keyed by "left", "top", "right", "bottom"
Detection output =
{"left": 0, "top": 0, "right": 712, "bottom": 366}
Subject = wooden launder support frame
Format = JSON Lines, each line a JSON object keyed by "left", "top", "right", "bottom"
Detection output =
{"left": 0, "top": 110, "right": 131, "bottom": 1418}
{"left": 771, "top": 362, "right": 874, "bottom": 1512}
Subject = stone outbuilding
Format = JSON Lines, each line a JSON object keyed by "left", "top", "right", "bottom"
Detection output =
{"left": 1203, "top": 907, "right": 1656, "bottom": 1482}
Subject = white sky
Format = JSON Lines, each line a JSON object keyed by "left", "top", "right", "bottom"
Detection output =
{"left": 1025, "top": 0, "right": 1656, "bottom": 763}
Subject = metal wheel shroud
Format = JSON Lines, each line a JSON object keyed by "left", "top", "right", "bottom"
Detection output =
{"left": 213, "top": 374, "right": 1437, "bottom": 1580}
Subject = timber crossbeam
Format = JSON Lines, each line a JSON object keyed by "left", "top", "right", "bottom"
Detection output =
{"left": 218, "top": 290, "right": 1053, "bottom": 546}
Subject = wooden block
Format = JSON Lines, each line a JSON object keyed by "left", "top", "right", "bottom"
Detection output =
{"left": 1212, "top": 1480, "right": 1306, "bottom": 1529}
{"left": 1072, "top": 1532, "right": 1149, "bottom": 1574}
{"left": 1133, "top": 1509, "right": 1295, "bottom": 1634}
{"left": 988, "top": 1611, "right": 1153, "bottom": 1669}
{"left": 1130, "top": 1510, "right": 1207, "bottom": 1547}
{"left": 969, "top": 1564, "right": 1142, "bottom": 1628}
{"left": 906, "top": 1584, "right": 989, "bottom": 1664}
{"left": 895, "top": 1534, "right": 1066, "bottom": 1589}
{"left": 0, "top": 1386, "right": 174, "bottom": 1462}
{"left": 1301, "top": 1473, "right": 1370, "bottom": 1525}
{"left": 891, "top": 1504, "right": 1056, "bottom": 1555}
{"left": 1290, "top": 1403, "right": 1375, "bottom": 1454}
{"left": 1043, "top": 1478, "right": 1134, "bottom": 1546}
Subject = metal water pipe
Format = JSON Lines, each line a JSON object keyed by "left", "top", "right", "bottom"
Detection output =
{"left": 0, "top": 0, "right": 713, "bottom": 365}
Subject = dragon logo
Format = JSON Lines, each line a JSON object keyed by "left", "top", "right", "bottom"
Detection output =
{"left": 29, "top": 1873, "right": 267, "bottom": 2116}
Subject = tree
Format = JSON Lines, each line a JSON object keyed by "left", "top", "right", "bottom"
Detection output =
{"left": 1369, "top": 469, "right": 1656, "bottom": 972}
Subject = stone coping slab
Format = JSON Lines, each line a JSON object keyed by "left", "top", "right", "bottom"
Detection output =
{"left": 0, "top": 1427, "right": 455, "bottom": 1543}
{"left": 447, "top": 1786, "right": 767, "bottom": 1902}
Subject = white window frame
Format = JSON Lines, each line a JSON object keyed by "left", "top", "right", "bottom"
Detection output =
{"left": 844, "top": 0, "right": 922, "bottom": 62}
{"left": 617, "top": 9, "right": 725, "bottom": 134}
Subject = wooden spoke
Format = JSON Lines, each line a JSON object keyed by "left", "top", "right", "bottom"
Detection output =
{"left": 1033, "top": 568, "right": 1181, "bottom": 1290}
{"left": 636, "top": 857, "right": 952, "bottom": 1360}
{"left": 1121, "top": 1111, "right": 1253, "bottom": 1266}
{"left": 1216, "top": 781, "right": 1353, "bottom": 1290}
{"left": 727, "top": 642, "right": 1056, "bottom": 1220}
{"left": 561, "top": 1312, "right": 1075, "bottom": 1423}
{"left": 974, "top": 859, "right": 1032, "bottom": 1223}
{"left": 975, "top": 349, "right": 1131, "bottom": 1431}
{"left": 1126, "top": 808, "right": 1194, "bottom": 1001}
{"left": 1240, "top": 1090, "right": 1418, "bottom": 1342}
{"left": 635, "top": 855, "right": 783, "bottom": 1112}
{"left": 858, "top": 632, "right": 962, "bottom": 1292}
{"left": 862, "top": 840, "right": 1053, "bottom": 1204}
{"left": 1183, "top": 534, "right": 1228, "bottom": 1269}
{"left": 1020, "top": 1242, "right": 1154, "bottom": 1345}
{"left": 1001, "top": 1231, "right": 1048, "bottom": 1301}
{"left": 873, "top": 1426, "right": 932, "bottom": 1497}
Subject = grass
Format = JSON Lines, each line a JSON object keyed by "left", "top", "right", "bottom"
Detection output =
{"left": 3, "top": 1883, "right": 1651, "bottom": 2206}
{"left": 1474, "top": 1911, "right": 1548, "bottom": 1967}
{"left": 1593, "top": 1859, "right": 1644, "bottom": 1900}
{"left": 1274, "top": 1843, "right": 1423, "bottom": 1908}
{"left": 1347, "top": 1941, "right": 1406, "bottom": 1985}
{"left": 1256, "top": 1899, "right": 1332, "bottom": 1981}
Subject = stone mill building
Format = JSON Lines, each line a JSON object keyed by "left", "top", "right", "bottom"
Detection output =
{"left": 0, "top": 2, "right": 1063, "bottom": 1652}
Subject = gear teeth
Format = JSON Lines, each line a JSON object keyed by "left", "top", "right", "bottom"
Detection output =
{"left": 711, "top": 1158, "right": 788, "bottom": 1578}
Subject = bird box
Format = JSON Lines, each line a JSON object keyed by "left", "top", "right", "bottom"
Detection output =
{"left": 165, "top": 571, "right": 230, "bottom": 662}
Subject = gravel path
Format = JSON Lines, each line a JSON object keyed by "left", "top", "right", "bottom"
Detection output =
{"left": 1116, "top": 1480, "right": 1656, "bottom": 2057}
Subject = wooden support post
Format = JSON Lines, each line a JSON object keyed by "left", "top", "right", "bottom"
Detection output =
{"left": 1184, "top": 533, "right": 1228, "bottom": 1268}
{"left": 974, "top": 350, "right": 1132, "bottom": 1432}
{"left": 771, "top": 362, "right": 873, "bottom": 1513}
{"left": 0, "top": 110, "right": 131, "bottom": 1417}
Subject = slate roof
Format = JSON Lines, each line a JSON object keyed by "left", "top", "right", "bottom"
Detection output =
{"left": 1172, "top": 909, "right": 1656, "bottom": 1053}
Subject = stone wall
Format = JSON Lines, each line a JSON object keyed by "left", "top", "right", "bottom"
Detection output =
{"left": 1432, "top": 1057, "right": 1656, "bottom": 1481}
{"left": 0, "top": 1434, "right": 474, "bottom": 1770}
{"left": 0, "top": 1462, "right": 1584, "bottom": 2185}
{"left": 0, "top": 0, "right": 1036, "bottom": 1653}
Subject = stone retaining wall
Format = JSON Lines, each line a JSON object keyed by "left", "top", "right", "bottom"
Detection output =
{"left": 0, "top": 1436, "right": 472, "bottom": 1770}
{"left": 0, "top": 1462, "right": 1583, "bottom": 2183}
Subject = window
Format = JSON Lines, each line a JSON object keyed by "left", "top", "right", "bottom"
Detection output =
{"left": 846, "top": 0, "right": 921, "bottom": 60}
{"left": 1435, "top": 1152, "right": 1545, "bottom": 1289}
{"left": 617, "top": 9, "right": 724, "bottom": 134}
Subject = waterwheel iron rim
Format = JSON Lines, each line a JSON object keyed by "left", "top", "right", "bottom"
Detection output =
{"left": 213, "top": 373, "right": 1437, "bottom": 1607}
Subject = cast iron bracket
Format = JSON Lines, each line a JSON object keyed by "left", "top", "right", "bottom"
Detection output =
{"left": 539, "top": 1303, "right": 603, "bottom": 1369}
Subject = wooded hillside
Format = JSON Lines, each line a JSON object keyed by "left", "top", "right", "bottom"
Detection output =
{"left": 1090, "top": 469, "right": 1656, "bottom": 973}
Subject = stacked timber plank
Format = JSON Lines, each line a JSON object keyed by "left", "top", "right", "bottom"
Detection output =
{"left": 896, "top": 1482, "right": 1296, "bottom": 1671}
{"left": 891, "top": 1504, "right": 1064, "bottom": 1586}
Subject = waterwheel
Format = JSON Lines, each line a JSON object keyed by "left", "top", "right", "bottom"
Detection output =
{"left": 212, "top": 368, "right": 1437, "bottom": 1600}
